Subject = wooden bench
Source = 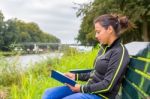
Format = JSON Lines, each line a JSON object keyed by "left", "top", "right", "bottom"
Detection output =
{"left": 118, "top": 42, "right": 150, "bottom": 99}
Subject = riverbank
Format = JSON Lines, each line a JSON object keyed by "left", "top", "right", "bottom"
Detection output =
{"left": 0, "top": 49, "right": 98, "bottom": 99}
{"left": 0, "top": 50, "right": 59, "bottom": 57}
{"left": 0, "top": 51, "right": 18, "bottom": 56}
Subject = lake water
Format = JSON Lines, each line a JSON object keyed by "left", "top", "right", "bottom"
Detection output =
{"left": 6, "top": 53, "right": 63, "bottom": 69}
{"left": 6, "top": 46, "right": 93, "bottom": 69}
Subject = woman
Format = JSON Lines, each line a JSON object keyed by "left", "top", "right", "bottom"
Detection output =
{"left": 42, "top": 14, "right": 130, "bottom": 99}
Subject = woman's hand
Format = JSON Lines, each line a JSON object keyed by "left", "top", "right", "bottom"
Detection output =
{"left": 64, "top": 73, "right": 80, "bottom": 92}
{"left": 66, "top": 84, "right": 81, "bottom": 92}
{"left": 64, "top": 72, "right": 75, "bottom": 80}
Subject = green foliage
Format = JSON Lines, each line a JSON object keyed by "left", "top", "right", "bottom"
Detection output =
{"left": 0, "top": 55, "right": 23, "bottom": 86}
{"left": 76, "top": 0, "right": 150, "bottom": 45}
{"left": 0, "top": 11, "right": 60, "bottom": 51}
{"left": 60, "top": 45, "right": 79, "bottom": 56}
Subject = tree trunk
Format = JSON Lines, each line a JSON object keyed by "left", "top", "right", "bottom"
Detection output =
{"left": 142, "top": 20, "right": 149, "bottom": 41}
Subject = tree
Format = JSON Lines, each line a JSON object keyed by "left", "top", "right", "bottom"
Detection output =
{"left": 116, "top": 0, "right": 150, "bottom": 41}
{"left": 76, "top": 0, "right": 150, "bottom": 45}
{"left": 0, "top": 11, "right": 5, "bottom": 50}
{"left": 3, "top": 19, "right": 20, "bottom": 50}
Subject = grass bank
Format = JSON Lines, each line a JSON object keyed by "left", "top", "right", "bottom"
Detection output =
{"left": 0, "top": 49, "right": 98, "bottom": 99}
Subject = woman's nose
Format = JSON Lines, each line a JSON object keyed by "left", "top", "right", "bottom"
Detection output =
{"left": 95, "top": 33, "right": 98, "bottom": 38}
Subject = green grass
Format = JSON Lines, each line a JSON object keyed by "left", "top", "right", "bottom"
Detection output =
{"left": 0, "top": 49, "right": 98, "bottom": 99}
{"left": 1, "top": 47, "right": 149, "bottom": 99}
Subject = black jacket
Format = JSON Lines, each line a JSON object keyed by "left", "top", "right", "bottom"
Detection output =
{"left": 75, "top": 38, "right": 130, "bottom": 99}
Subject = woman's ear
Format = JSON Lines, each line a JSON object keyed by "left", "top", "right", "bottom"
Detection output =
{"left": 107, "top": 26, "right": 114, "bottom": 34}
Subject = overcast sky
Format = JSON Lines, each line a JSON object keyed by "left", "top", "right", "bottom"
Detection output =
{"left": 0, "top": 0, "right": 90, "bottom": 44}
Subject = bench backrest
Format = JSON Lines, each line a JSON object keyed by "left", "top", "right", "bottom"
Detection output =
{"left": 121, "top": 42, "right": 150, "bottom": 99}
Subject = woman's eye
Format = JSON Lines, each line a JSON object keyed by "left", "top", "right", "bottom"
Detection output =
{"left": 96, "top": 32, "right": 100, "bottom": 34}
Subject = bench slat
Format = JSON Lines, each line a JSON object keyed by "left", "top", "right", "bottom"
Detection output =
{"left": 121, "top": 88, "right": 132, "bottom": 99}
{"left": 143, "top": 79, "right": 150, "bottom": 95}
{"left": 129, "top": 58, "right": 150, "bottom": 73}
{"left": 125, "top": 68, "right": 141, "bottom": 85}
{"left": 122, "top": 79, "right": 145, "bottom": 99}
{"left": 136, "top": 48, "right": 150, "bottom": 58}
{"left": 125, "top": 68, "right": 150, "bottom": 95}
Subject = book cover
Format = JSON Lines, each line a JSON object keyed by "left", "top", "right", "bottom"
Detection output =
{"left": 51, "top": 70, "right": 76, "bottom": 86}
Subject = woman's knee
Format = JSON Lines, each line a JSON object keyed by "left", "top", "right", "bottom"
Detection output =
{"left": 42, "top": 88, "right": 54, "bottom": 99}
{"left": 42, "top": 86, "right": 74, "bottom": 99}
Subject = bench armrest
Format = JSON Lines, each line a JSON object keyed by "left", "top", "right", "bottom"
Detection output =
{"left": 69, "top": 69, "right": 93, "bottom": 73}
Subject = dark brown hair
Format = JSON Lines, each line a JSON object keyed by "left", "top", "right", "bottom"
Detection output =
{"left": 94, "top": 14, "right": 135, "bottom": 36}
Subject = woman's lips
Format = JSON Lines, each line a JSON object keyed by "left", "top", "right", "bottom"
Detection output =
{"left": 97, "top": 39, "right": 101, "bottom": 42}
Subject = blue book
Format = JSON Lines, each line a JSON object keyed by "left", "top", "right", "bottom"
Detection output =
{"left": 69, "top": 69, "right": 93, "bottom": 73}
{"left": 51, "top": 70, "right": 76, "bottom": 86}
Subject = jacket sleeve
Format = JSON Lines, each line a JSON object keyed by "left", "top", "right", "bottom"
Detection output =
{"left": 75, "top": 72, "right": 91, "bottom": 81}
{"left": 80, "top": 45, "right": 130, "bottom": 94}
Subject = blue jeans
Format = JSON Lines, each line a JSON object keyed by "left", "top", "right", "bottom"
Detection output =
{"left": 42, "top": 86, "right": 101, "bottom": 99}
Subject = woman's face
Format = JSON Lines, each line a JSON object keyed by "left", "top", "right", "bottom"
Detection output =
{"left": 94, "top": 22, "right": 110, "bottom": 45}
